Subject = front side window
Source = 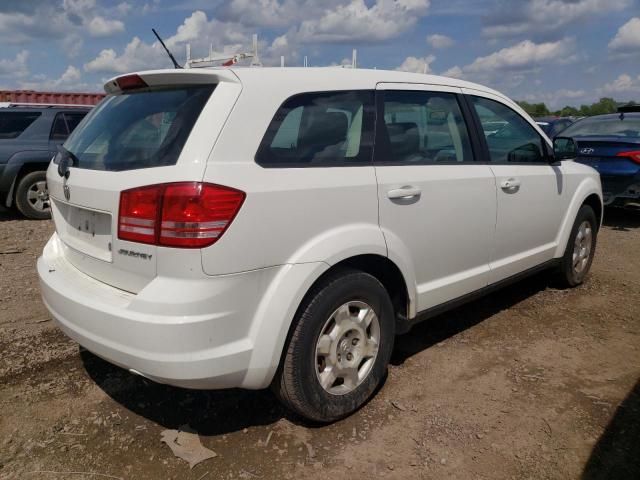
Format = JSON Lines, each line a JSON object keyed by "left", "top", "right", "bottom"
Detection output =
{"left": 471, "top": 96, "right": 545, "bottom": 163}
{"left": 256, "top": 90, "right": 374, "bottom": 167}
{"left": 375, "top": 91, "right": 473, "bottom": 164}
{"left": 60, "top": 85, "right": 214, "bottom": 172}
{"left": 0, "top": 112, "right": 41, "bottom": 139}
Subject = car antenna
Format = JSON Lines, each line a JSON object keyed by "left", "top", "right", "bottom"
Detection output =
{"left": 152, "top": 28, "right": 182, "bottom": 69}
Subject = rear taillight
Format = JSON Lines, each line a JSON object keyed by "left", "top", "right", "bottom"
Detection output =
{"left": 616, "top": 150, "right": 640, "bottom": 165}
{"left": 118, "top": 185, "right": 161, "bottom": 244}
{"left": 118, "top": 183, "right": 245, "bottom": 248}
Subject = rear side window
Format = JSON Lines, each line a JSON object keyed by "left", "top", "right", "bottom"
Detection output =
{"left": 0, "top": 112, "right": 41, "bottom": 139}
{"left": 50, "top": 113, "right": 86, "bottom": 141}
{"left": 256, "top": 90, "right": 375, "bottom": 167}
{"left": 60, "top": 85, "right": 214, "bottom": 171}
{"left": 375, "top": 90, "right": 474, "bottom": 164}
{"left": 471, "top": 96, "right": 545, "bottom": 163}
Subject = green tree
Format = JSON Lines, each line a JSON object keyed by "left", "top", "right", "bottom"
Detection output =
{"left": 517, "top": 101, "right": 550, "bottom": 117}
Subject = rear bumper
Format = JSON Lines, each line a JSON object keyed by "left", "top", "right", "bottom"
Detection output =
{"left": 37, "top": 233, "right": 286, "bottom": 389}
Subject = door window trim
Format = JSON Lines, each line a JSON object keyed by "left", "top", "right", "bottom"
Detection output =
{"left": 461, "top": 94, "right": 553, "bottom": 165}
{"left": 372, "top": 89, "right": 481, "bottom": 166}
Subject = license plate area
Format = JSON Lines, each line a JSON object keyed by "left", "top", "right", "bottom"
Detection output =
{"left": 51, "top": 199, "right": 113, "bottom": 262}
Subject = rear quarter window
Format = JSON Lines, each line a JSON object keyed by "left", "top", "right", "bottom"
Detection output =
{"left": 256, "top": 90, "right": 375, "bottom": 167}
{"left": 0, "top": 112, "right": 42, "bottom": 139}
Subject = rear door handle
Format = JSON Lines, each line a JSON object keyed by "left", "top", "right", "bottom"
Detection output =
{"left": 500, "top": 178, "right": 521, "bottom": 190}
{"left": 387, "top": 186, "right": 422, "bottom": 199}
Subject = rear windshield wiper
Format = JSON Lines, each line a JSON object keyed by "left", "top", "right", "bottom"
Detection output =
{"left": 57, "top": 145, "right": 79, "bottom": 178}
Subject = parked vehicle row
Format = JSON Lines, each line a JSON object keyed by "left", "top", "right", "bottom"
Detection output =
{"left": 0, "top": 104, "right": 89, "bottom": 218}
{"left": 534, "top": 116, "right": 575, "bottom": 139}
{"left": 37, "top": 68, "right": 602, "bottom": 422}
{"left": 562, "top": 106, "right": 640, "bottom": 206}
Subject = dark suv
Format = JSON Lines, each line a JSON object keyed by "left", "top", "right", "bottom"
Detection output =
{"left": 0, "top": 105, "right": 90, "bottom": 219}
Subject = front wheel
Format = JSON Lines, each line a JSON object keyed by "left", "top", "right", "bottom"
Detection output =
{"left": 15, "top": 171, "right": 51, "bottom": 220}
{"left": 274, "top": 269, "right": 395, "bottom": 423}
{"left": 557, "top": 204, "right": 598, "bottom": 287}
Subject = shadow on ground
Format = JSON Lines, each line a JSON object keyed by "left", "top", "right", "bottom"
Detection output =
{"left": 391, "top": 271, "right": 550, "bottom": 365}
{"left": 603, "top": 207, "right": 640, "bottom": 231}
{"left": 82, "top": 271, "right": 552, "bottom": 434}
{"left": 81, "top": 348, "right": 294, "bottom": 436}
{"left": 582, "top": 379, "right": 640, "bottom": 480}
{"left": 0, "top": 209, "right": 24, "bottom": 222}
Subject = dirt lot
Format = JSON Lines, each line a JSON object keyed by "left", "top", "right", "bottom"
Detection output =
{"left": 1, "top": 209, "right": 639, "bottom": 480}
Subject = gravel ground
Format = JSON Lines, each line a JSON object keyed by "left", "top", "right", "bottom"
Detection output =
{"left": 1, "top": 208, "right": 639, "bottom": 480}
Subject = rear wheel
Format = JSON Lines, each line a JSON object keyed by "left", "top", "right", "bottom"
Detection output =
{"left": 15, "top": 171, "right": 51, "bottom": 220}
{"left": 274, "top": 268, "right": 395, "bottom": 423}
{"left": 557, "top": 204, "right": 597, "bottom": 287}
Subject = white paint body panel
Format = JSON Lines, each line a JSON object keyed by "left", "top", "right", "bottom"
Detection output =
{"left": 38, "top": 68, "right": 602, "bottom": 390}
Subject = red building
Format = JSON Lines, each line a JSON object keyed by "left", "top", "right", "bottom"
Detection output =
{"left": 0, "top": 90, "right": 105, "bottom": 106}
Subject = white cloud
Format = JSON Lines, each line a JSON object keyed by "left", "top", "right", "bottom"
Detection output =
{"left": 0, "top": 0, "right": 127, "bottom": 46}
{"left": 0, "top": 50, "right": 29, "bottom": 77}
{"left": 484, "top": 0, "right": 630, "bottom": 38}
{"left": 426, "top": 33, "right": 454, "bottom": 49}
{"left": 19, "top": 65, "right": 91, "bottom": 91}
{"left": 608, "top": 17, "right": 640, "bottom": 53}
{"left": 293, "top": 0, "right": 431, "bottom": 43}
{"left": 84, "top": 38, "right": 158, "bottom": 74}
{"left": 116, "top": 2, "right": 132, "bottom": 15}
{"left": 396, "top": 55, "right": 436, "bottom": 73}
{"left": 464, "top": 39, "right": 574, "bottom": 74}
{"left": 87, "top": 16, "right": 125, "bottom": 37}
{"left": 84, "top": 11, "right": 254, "bottom": 74}
{"left": 599, "top": 74, "right": 640, "bottom": 94}
{"left": 442, "top": 65, "right": 463, "bottom": 78}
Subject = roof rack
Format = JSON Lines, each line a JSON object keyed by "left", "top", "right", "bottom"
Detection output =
{"left": 0, "top": 102, "right": 93, "bottom": 108}
{"left": 186, "top": 34, "right": 262, "bottom": 69}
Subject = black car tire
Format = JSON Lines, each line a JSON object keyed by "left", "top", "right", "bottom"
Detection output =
{"left": 15, "top": 171, "right": 51, "bottom": 220}
{"left": 557, "top": 204, "right": 598, "bottom": 287}
{"left": 273, "top": 268, "right": 395, "bottom": 423}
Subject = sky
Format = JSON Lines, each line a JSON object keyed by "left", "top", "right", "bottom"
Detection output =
{"left": 1, "top": 0, "right": 640, "bottom": 109}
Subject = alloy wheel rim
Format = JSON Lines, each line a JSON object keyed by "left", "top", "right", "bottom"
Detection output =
{"left": 314, "top": 300, "right": 381, "bottom": 396}
{"left": 27, "top": 181, "right": 50, "bottom": 212}
{"left": 572, "top": 221, "right": 592, "bottom": 274}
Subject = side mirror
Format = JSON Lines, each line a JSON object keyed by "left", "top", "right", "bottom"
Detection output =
{"left": 553, "top": 136, "right": 577, "bottom": 161}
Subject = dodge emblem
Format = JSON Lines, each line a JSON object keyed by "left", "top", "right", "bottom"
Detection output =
{"left": 580, "top": 148, "right": 595, "bottom": 155}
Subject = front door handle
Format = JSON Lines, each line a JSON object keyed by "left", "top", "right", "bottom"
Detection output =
{"left": 387, "top": 186, "right": 422, "bottom": 199}
{"left": 500, "top": 178, "right": 521, "bottom": 190}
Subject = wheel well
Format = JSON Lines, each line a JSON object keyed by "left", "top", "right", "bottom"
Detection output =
{"left": 12, "top": 163, "right": 49, "bottom": 198}
{"left": 583, "top": 193, "right": 603, "bottom": 230}
{"left": 331, "top": 254, "right": 410, "bottom": 331}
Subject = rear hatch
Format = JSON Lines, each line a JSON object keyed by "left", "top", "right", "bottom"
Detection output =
{"left": 46, "top": 70, "right": 241, "bottom": 293}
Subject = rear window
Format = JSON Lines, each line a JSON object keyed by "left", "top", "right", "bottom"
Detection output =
{"left": 0, "top": 112, "right": 41, "bottom": 139}
{"left": 256, "top": 90, "right": 375, "bottom": 167}
{"left": 60, "top": 85, "right": 214, "bottom": 171}
{"left": 562, "top": 116, "right": 640, "bottom": 138}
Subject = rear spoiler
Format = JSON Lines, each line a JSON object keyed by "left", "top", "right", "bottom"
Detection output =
{"left": 618, "top": 105, "right": 640, "bottom": 114}
{"left": 104, "top": 69, "right": 241, "bottom": 94}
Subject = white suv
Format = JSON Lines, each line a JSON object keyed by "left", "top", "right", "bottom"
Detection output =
{"left": 38, "top": 68, "right": 602, "bottom": 422}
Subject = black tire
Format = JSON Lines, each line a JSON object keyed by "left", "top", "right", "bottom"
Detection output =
{"left": 557, "top": 204, "right": 598, "bottom": 287}
{"left": 274, "top": 268, "right": 395, "bottom": 423}
{"left": 15, "top": 171, "right": 51, "bottom": 220}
